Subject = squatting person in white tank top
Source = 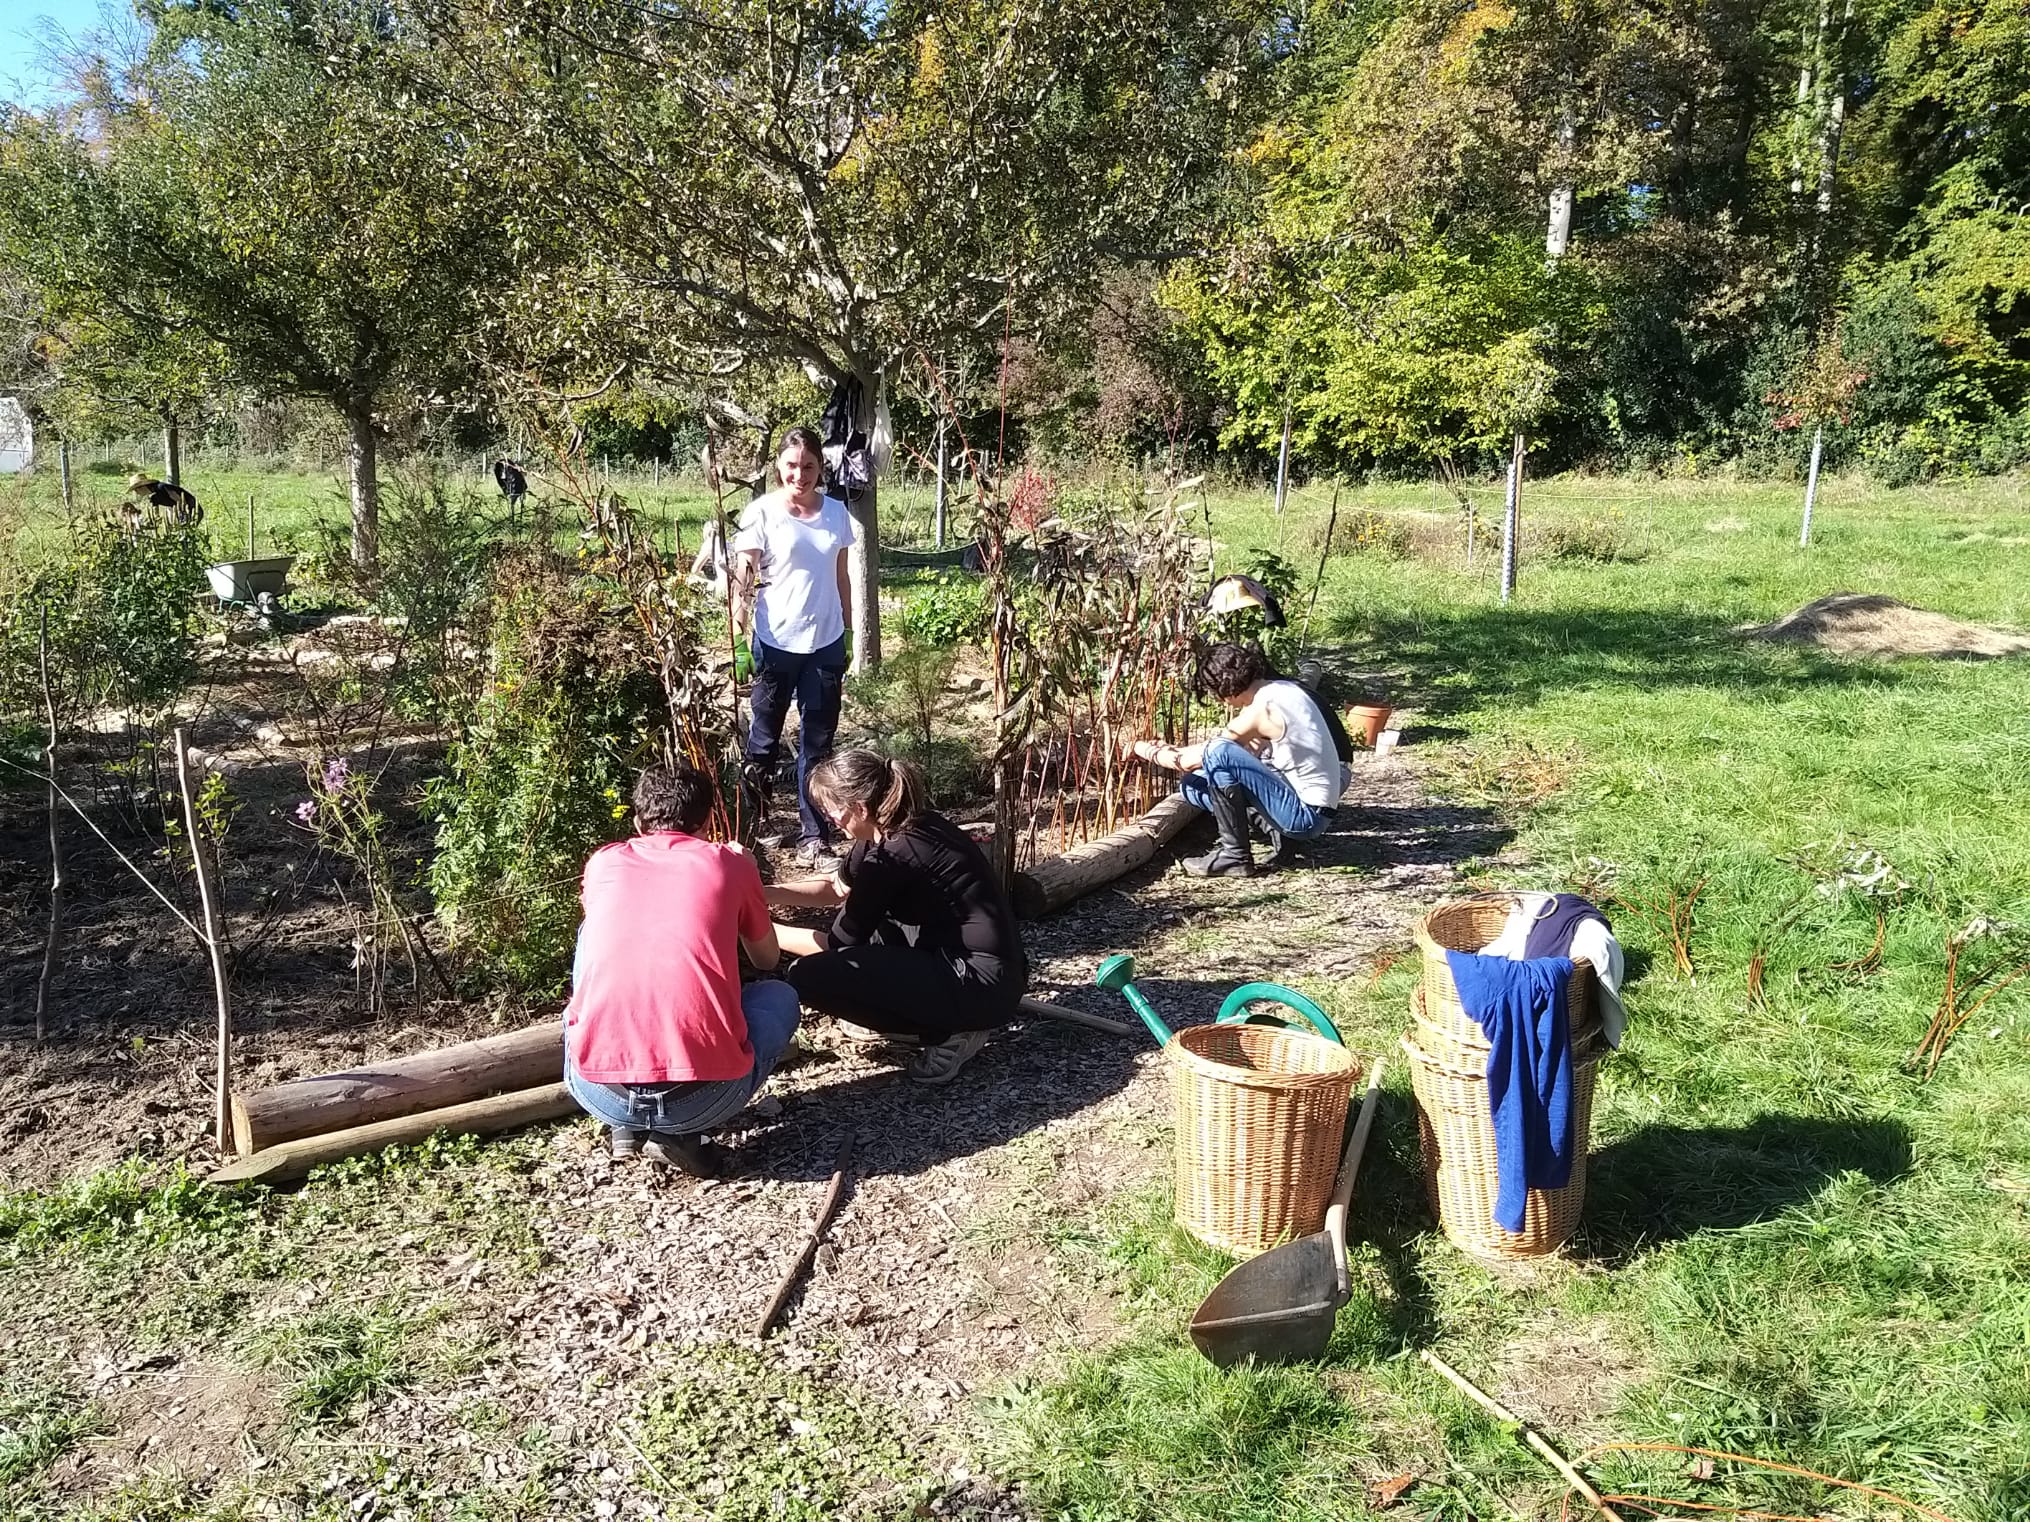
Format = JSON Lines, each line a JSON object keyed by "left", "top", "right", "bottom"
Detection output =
{"left": 1128, "top": 642, "right": 1347, "bottom": 879}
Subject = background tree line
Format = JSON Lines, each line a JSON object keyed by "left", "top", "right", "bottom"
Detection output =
{"left": 1, "top": 0, "right": 2024, "bottom": 578}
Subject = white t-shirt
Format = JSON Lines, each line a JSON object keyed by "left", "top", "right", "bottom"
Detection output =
{"left": 1260, "top": 680, "right": 1344, "bottom": 808}
{"left": 734, "top": 494, "right": 856, "bottom": 654}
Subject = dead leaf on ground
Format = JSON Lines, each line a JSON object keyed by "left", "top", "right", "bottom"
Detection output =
{"left": 1369, "top": 1472, "right": 1418, "bottom": 1508}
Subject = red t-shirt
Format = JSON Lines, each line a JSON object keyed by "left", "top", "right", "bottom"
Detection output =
{"left": 564, "top": 833, "right": 771, "bottom": 1084}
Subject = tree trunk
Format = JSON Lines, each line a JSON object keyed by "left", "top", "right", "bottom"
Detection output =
{"left": 163, "top": 414, "right": 181, "bottom": 488}
{"left": 345, "top": 394, "right": 379, "bottom": 575}
{"left": 1800, "top": 424, "right": 1824, "bottom": 547}
{"left": 846, "top": 371, "right": 882, "bottom": 672}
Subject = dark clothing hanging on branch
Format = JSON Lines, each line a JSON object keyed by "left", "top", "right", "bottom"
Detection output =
{"left": 820, "top": 376, "right": 876, "bottom": 500}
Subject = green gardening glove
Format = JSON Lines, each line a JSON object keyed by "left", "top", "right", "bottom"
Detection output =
{"left": 842, "top": 628, "right": 854, "bottom": 667}
{"left": 734, "top": 637, "right": 753, "bottom": 682}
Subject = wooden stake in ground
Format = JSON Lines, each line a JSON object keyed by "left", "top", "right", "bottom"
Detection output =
{"left": 756, "top": 1127, "right": 856, "bottom": 1338}
{"left": 174, "top": 725, "right": 234, "bottom": 1151}
{"left": 34, "top": 607, "right": 63, "bottom": 1042}
{"left": 1419, "top": 1350, "right": 1624, "bottom": 1522}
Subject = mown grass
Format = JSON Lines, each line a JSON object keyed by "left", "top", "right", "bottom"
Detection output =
{"left": 996, "top": 472, "right": 2030, "bottom": 1521}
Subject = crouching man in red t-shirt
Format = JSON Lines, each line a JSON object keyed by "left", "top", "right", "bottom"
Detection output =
{"left": 563, "top": 763, "right": 800, "bottom": 1175}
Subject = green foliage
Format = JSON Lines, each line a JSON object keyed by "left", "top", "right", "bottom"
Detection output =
{"left": 0, "top": 1160, "right": 255, "bottom": 1258}
{"left": 0, "top": 522, "right": 210, "bottom": 725}
{"left": 0, "top": 1382, "right": 108, "bottom": 1501}
{"left": 428, "top": 557, "right": 665, "bottom": 993}
{"left": 248, "top": 1305, "right": 435, "bottom": 1424}
{"left": 628, "top": 1347, "right": 931, "bottom": 1521}
{"left": 899, "top": 570, "right": 989, "bottom": 648}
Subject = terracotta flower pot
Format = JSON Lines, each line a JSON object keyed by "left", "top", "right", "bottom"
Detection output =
{"left": 1347, "top": 704, "right": 1393, "bottom": 748}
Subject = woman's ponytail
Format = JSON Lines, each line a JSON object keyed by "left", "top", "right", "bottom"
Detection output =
{"left": 809, "top": 749, "right": 927, "bottom": 834}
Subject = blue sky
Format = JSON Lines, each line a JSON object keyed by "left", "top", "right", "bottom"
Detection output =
{"left": 1, "top": 0, "right": 108, "bottom": 105}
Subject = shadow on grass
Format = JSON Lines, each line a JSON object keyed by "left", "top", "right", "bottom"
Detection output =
{"left": 1326, "top": 605, "right": 1912, "bottom": 717}
{"left": 1580, "top": 1111, "right": 1914, "bottom": 1260}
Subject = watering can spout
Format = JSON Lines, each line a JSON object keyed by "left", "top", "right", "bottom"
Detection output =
{"left": 1092, "top": 953, "right": 1175, "bottom": 1046}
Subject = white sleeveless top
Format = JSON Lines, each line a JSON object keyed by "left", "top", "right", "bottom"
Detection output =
{"left": 1260, "top": 680, "right": 1344, "bottom": 808}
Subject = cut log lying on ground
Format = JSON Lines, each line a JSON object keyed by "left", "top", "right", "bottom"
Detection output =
{"left": 210, "top": 1083, "right": 578, "bottom": 1187}
{"left": 1012, "top": 794, "right": 1199, "bottom": 919}
{"left": 232, "top": 1022, "right": 562, "bottom": 1155}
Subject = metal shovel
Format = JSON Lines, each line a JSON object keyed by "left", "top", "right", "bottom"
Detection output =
{"left": 1188, "top": 1056, "right": 1387, "bottom": 1367}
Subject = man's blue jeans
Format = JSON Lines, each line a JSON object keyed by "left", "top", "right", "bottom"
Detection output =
{"left": 1175, "top": 737, "right": 1327, "bottom": 839}
{"left": 564, "top": 980, "right": 802, "bottom": 1135}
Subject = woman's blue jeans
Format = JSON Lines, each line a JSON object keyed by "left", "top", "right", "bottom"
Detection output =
{"left": 564, "top": 979, "right": 802, "bottom": 1136}
{"left": 745, "top": 634, "right": 848, "bottom": 843}
{"left": 1175, "top": 737, "right": 1326, "bottom": 839}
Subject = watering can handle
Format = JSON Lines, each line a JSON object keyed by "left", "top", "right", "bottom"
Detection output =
{"left": 1215, "top": 983, "right": 1344, "bottom": 1045}
{"left": 1326, "top": 1056, "right": 1387, "bottom": 1303}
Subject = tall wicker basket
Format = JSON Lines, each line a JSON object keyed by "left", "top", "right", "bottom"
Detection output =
{"left": 1407, "top": 895, "right": 1607, "bottom": 1261}
{"left": 1167, "top": 1023, "right": 1362, "bottom": 1257}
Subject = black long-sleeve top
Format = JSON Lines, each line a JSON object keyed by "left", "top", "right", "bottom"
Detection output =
{"left": 831, "top": 811, "right": 1028, "bottom": 998}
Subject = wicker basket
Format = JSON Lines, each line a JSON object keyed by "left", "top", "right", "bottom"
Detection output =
{"left": 1415, "top": 896, "right": 1599, "bottom": 1050}
{"left": 1167, "top": 1023, "right": 1362, "bottom": 1256}
{"left": 1403, "top": 988, "right": 1599, "bottom": 1261}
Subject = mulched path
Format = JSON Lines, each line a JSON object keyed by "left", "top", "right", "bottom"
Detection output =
{"left": 5, "top": 750, "right": 1511, "bottom": 1514}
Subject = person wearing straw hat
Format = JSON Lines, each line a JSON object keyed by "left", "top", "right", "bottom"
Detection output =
{"left": 126, "top": 473, "right": 204, "bottom": 526}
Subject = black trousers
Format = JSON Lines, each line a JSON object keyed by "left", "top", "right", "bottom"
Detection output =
{"left": 787, "top": 939, "right": 1019, "bottom": 1040}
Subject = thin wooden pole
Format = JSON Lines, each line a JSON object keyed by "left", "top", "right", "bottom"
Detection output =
{"left": 58, "top": 438, "right": 74, "bottom": 525}
{"left": 174, "top": 725, "right": 234, "bottom": 1151}
{"left": 1273, "top": 392, "right": 1294, "bottom": 517}
{"left": 933, "top": 417, "right": 948, "bottom": 550}
{"left": 1500, "top": 430, "right": 1524, "bottom": 605}
{"left": 1419, "top": 1350, "right": 1625, "bottom": 1522}
{"left": 34, "top": 607, "right": 63, "bottom": 1042}
{"left": 246, "top": 493, "right": 256, "bottom": 560}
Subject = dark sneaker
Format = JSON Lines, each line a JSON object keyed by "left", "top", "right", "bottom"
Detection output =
{"left": 640, "top": 1133, "right": 727, "bottom": 1177}
{"left": 1183, "top": 846, "right": 1255, "bottom": 878}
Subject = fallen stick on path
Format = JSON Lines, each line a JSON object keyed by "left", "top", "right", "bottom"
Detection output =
{"left": 1418, "top": 1349, "right": 1625, "bottom": 1522}
{"left": 210, "top": 1083, "right": 577, "bottom": 1186}
{"left": 1016, "top": 997, "right": 1135, "bottom": 1036}
{"left": 757, "top": 1127, "right": 856, "bottom": 1339}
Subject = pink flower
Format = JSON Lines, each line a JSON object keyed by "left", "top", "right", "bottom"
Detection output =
{"left": 294, "top": 799, "right": 318, "bottom": 826}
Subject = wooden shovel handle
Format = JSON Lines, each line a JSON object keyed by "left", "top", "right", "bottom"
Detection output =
{"left": 1325, "top": 1056, "right": 1386, "bottom": 1298}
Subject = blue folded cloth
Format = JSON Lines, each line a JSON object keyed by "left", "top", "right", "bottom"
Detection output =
{"left": 1444, "top": 949, "right": 1578, "bottom": 1233}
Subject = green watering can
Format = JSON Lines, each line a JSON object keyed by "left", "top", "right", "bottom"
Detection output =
{"left": 1092, "top": 953, "right": 1344, "bottom": 1048}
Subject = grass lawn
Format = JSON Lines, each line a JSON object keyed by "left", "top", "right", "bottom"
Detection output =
{"left": 995, "top": 472, "right": 2030, "bottom": 1521}
{"left": 2, "top": 462, "right": 2027, "bottom": 1520}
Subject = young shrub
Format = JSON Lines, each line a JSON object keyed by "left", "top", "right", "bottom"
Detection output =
{"left": 1542, "top": 511, "right": 1635, "bottom": 562}
{"left": 427, "top": 556, "right": 665, "bottom": 993}
{"left": 900, "top": 569, "right": 990, "bottom": 648}
{"left": 1315, "top": 507, "right": 1413, "bottom": 560}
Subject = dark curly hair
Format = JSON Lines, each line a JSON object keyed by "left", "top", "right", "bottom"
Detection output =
{"left": 632, "top": 763, "right": 716, "bottom": 835}
{"left": 1198, "top": 641, "right": 1276, "bottom": 701}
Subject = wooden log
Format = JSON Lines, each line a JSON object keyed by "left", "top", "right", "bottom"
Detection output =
{"left": 1012, "top": 794, "right": 1199, "bottom": 919}
{"left": 231, "top": 1023, "right": 563, "bottom": 1156}
{"left": 210, "top": 1083, "right": 578, "bottom": 1186}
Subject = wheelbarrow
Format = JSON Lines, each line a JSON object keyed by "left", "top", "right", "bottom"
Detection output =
{"left": 1189, "top": 1055, "right": 1387, "bottom": 1366}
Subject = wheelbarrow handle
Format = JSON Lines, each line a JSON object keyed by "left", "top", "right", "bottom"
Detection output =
{"left": 1326, "top": 1056, "right": 1387, "bottom": 1302}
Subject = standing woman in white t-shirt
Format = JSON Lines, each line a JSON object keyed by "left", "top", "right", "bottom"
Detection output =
{"left": 732, "top": 426, "right": 857, "bottom": 864}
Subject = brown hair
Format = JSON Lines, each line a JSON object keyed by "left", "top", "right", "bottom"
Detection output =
{"left": 633, "top": 762, "right": 715, "bottom": 834}
{"left": 809, "top": 749, "right": 927, "bottom": 834}
{"left": 777, "top": 425, "right": 825, "bottom": 468}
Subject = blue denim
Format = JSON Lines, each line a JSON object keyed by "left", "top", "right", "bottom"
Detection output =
{"left": 746, "top": 634, "right": 847, "bottom": 843}
{"left": 564, "top": 979, "right": 802, "bottom": 1135}
{"left": 1175, "top": 737, "right": 1327, "bottom": 838}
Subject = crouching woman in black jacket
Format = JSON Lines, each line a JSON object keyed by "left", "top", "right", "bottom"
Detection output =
{"left": 765, "top": 750, "right": 1027, "bottom": 1085}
